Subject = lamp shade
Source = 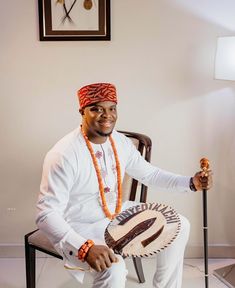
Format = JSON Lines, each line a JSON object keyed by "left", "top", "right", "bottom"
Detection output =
{"left": 215, "top": 36, "right": 235, "bottom": 81}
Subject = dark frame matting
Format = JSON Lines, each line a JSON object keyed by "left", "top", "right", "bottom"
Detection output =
{"left": 38, "top": 0, "right": 111, "bottom": 41}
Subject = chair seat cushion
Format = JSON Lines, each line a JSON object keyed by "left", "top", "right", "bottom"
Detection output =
{"left": 28, "top": 230, "right": 59, "bottom": 255}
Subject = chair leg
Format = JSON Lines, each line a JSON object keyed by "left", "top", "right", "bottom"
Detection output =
{"left": 132, "top": 256, "right": 145, "bottom": 283}
{"left": 25, "top": 238, "right": 36, "bottom": 288}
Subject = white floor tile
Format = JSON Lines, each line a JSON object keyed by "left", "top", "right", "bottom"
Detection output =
{"left": 0, "top": 257, "right": 46, "bottom": 288}
{"left": 0, "top": 257, "right": 234, "bottom": 288}
{"left": 183, "top": 259, "right": 235, "bottom": 288}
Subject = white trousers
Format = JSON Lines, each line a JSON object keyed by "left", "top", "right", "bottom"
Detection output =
{"left": 90, "top": 214, "right": 190, "bottom": 288}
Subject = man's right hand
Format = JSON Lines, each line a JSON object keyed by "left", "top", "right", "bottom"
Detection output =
{"left": 85, "top": 245, "right": 118, "bottom": 272}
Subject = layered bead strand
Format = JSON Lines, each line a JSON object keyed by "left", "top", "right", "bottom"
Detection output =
{"left": 81, "top": 127, "right": 122, "bottom": 220}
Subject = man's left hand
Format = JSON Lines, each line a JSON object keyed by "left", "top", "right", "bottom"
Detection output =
{"left": 192, "top": 170, "right": 213, "bottom": 191}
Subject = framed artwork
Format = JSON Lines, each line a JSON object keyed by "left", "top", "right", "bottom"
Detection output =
{"left": 38, "top": 0, "right": 111, "bottom": 41}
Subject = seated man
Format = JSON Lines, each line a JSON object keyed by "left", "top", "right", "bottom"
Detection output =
{"left": 36, "top": 83, "right": 212, "bottom": 288}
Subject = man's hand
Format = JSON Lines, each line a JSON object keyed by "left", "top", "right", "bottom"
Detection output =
{"left": 85, "top": 245, "right": 118, "bottom": 272}
{"left": 192, "top": 170, "right": 213, "bottom": 191}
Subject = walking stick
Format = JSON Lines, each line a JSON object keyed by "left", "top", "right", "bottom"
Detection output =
{"left": 200, "top": 158, "right": 210, "bottom": 288}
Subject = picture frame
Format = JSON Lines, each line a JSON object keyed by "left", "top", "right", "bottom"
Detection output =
{"left": 38, "top": 0, "right": 110, "bottom": 41}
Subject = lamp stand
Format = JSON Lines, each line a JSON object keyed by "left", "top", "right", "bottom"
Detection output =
{"left": 213, "top": 264, "right": 235, "bottom": 288}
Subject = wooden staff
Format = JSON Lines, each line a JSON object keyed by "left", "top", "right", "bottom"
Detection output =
{"left": 200, "top": 158, "right": 210, "bottom": 288}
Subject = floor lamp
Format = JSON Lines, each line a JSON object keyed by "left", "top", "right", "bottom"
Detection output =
{"left": 213, "top": 36, "right": 235, "bottom": 288}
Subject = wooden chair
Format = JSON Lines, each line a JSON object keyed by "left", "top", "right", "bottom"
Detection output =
{"left": 24, "top": 131, "right": 152, "bottom": 288}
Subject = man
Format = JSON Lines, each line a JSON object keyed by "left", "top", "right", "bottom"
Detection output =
{"left": 36, "top": 83, "right": 212, "bottom": 288}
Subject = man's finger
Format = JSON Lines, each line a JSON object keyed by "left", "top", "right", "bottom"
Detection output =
{"left": 104, "top": 256, "right": 112, "bottom": 268}
{"left": 109, "top": 250, "right": 118, "bottom": 263}
{"left": 99, "top": 260, "right": 107, "bottom": 271}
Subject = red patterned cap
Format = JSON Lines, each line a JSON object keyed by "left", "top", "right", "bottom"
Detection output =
{"left": 78, "top": 83, "right": 117, "bottom": 109}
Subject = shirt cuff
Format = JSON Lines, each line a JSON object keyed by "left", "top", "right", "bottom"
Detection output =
{"left": 55, "top": 228, "right": 86, "bottom": 257}
{"left": 177, "top": 176, "right": 192, "bottom": 193}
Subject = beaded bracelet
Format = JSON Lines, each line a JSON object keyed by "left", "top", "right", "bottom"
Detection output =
{"left": 77, "top": 240, "right": 94, "bottom": 262}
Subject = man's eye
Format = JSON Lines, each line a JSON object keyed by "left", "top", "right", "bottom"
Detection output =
{"left": 90, "top": 107, "right": 103, "bottom": 112}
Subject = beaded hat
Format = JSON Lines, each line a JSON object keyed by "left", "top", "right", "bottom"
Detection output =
{"left": 78, "top": 83, "right": 117, "bottom": 109}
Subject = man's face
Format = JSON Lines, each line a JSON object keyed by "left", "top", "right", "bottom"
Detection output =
{"left": 81, "top": 101, "right": 117, "bottom": 143}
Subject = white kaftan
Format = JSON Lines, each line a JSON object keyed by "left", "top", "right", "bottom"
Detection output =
{"left": 36, "top": 127, "right": 191, "bottom": 283}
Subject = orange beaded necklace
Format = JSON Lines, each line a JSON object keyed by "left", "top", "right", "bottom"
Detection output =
{"left": 81, "top": 127, "right": 122, "bottom": 220}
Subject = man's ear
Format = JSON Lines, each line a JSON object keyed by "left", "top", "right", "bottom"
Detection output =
{"left": 79, "top": 108, "right": 85, "bottom": 116}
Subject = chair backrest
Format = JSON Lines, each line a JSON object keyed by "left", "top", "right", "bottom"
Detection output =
{"left": 118, "top": 131, "right": 152, "bottom": 203}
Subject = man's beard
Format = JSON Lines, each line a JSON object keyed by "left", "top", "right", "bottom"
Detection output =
{"left": 96, "top": 130, "right": 113, "bottom": 137}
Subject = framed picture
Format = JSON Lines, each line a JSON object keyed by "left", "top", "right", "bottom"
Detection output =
{"left": 38, "top": 0, "right": 111, "bottom": 41}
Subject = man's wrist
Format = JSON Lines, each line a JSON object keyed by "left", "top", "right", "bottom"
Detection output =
{"left": 77, "top": 239, "right": 95, "bottom": 262}
{"left": 189, "top": 177, "right": 197, "bottom": 191}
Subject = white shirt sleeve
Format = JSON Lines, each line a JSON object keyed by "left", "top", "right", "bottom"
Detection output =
{"left": 36, "top": 151, "right": 86, "bottom": 257}
{"left": 124, "top": 137, "right": 192, "bottom": 193}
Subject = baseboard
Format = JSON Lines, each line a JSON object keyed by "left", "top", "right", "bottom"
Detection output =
{"left": 0, "top": 244, "right": 48, "bottom": 258}
{"left": 185, "top": 245, "right": 235, "bottom": 258}
{"left": 0, "top": 244, "right": 235, "bottom": 258}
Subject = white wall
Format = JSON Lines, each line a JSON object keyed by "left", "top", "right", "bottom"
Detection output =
{"left": 1, "top": 0, "right": 235, "bottom": 256}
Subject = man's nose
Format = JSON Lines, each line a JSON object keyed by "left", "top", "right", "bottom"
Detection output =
{"left": 101, "top": 109, "right": 112, "bottom": 118}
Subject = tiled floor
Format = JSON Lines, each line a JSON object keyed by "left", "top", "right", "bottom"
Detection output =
{"left": 0, "top": 256, "right": 234, "bottom": 287}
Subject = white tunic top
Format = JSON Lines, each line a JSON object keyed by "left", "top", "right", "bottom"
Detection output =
{"left": 36, "top": 127, "right": 191, "bottom": 281}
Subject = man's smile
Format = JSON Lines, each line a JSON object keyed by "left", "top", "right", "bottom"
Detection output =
{"left": 98, "top": 121, "right": 114, "bottom": 128}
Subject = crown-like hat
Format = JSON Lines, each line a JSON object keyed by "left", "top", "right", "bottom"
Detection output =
{"left": 78, "top": 83, "right": 117, "bottom": 109}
